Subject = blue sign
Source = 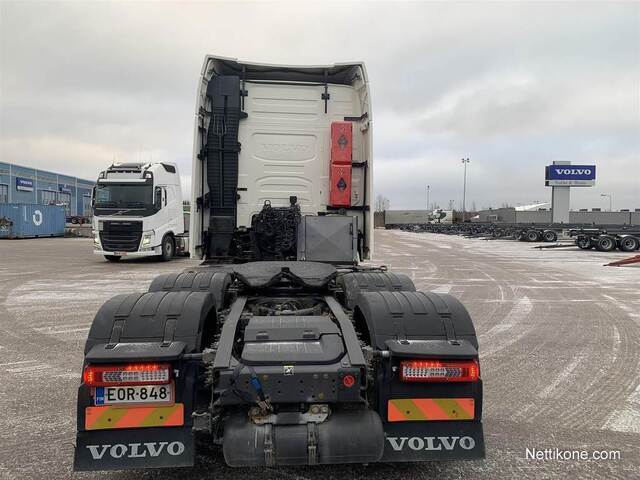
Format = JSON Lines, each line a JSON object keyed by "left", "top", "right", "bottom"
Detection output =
{"left": 545, "top": 165, "right": 596, "bottom": 187}
{"left": 16, "top": 177, "right": 34, "bottom": 192}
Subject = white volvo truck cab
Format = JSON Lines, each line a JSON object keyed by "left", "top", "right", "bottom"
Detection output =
{"left": 92, "top": 162, "right": 188, "bottom": 261}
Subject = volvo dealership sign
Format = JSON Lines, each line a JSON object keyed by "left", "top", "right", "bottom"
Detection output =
{"left": 545, "top": 165, "right": 596, "bottom": 187}
{"left": 16, "top": 177, "right": 34, "bottom": 192}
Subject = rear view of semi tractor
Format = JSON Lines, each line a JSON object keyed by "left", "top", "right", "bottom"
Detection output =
{"left": 92, "top": 162, "right": 188, "bottom": 261}
{"left": 74, "top": 56, "right": 485, "bottom": 471}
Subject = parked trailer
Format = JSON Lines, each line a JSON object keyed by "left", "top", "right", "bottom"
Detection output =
{"left": 390, "top": 223, "right": 560, "bottom": 242}
{"left": 569, "top": 228, "right": 640, "bottom": 252}
{"left": 0, "top": 203, "right": 65, "bottom": 239}
{"left": 388, "top": 222, "right": 640, "bottom": 252}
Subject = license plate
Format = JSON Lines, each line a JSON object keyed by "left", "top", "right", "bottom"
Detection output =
{"left": 95, "top": 384, "right": 173, "bottom": 405}
{"left": 113, "top": 252, "right": 127, "bottom": 256}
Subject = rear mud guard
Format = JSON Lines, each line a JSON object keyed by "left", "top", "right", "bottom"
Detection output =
{"left": 382, "top": 420, "right": 485, "bottom": 461}
{"left": 74, "top": 426, "right": 195, "bottom": 471}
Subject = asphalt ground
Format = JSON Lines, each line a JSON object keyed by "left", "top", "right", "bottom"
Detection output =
{"left": 0, "top": 230, "right": 638, "bottom": 479}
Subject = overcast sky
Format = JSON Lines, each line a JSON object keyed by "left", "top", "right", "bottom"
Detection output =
{"left": 1, "top": 1, "right": 638, "bottom": 210}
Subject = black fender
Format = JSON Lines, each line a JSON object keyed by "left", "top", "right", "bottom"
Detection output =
{"left": 337, "top": 272, "right": 416, "bottom": 310}
{"left": 354, "top": 290, "right": 484, "bottom": 461}
{"left": 353, "top": 290, "right": 478, "bottom": 350}
{"left": 148, "top": 270, "right": 231, "bottom": 310}
{"left": 84, "top": 290, "right": 216, "bottom": 358}
{"left": 77, "top": 291, "right": 215, "bottom": 443}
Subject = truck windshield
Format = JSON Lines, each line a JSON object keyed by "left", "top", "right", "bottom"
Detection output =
{"left": 94, "top": 184, "right": 153, "bottom": 209}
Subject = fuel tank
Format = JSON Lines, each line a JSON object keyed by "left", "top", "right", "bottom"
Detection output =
{"left": 222, "top": 410, "right": 384, "bottom": 466}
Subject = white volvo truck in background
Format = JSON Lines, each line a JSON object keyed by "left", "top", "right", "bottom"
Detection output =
{"left": 92, "top": 162, "right": 188, "bottom": 261}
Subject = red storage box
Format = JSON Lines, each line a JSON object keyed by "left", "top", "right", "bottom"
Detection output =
{"left": 331, "top": 121, "right": 353, "bottom": 165}
{"left": 329, "top": 164, "right": 352, "bottom": 207}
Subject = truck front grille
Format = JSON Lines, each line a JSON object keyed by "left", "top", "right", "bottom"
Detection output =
{"left": 99, "top": 221, "right": 143, "bottom": 252}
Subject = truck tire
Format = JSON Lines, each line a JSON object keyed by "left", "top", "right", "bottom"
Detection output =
{"left": 542, "top": 230, "right": 557, "bottom": 242}
{"left": 337, "top": 272, "right": 416, "bottom": 310}
{"left": 161, "top": 234, "right": 175, "bottom": 261}
{"left": 526, "top": 230, "right": 541, "bottom": 242}
{"left": 104, "top": 255, "right": 121, "bottom": 262}
{"left": 595, "top": 235, "right": 616, "bottom": 252}
{"left": 618, "top": 235, "right": 640, "bottom": 252}
{"left": 149, "top": 270, "right": 232, "bottom": 310}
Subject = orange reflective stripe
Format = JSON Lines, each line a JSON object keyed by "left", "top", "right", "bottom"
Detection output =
{"left": 412, "top": 398, "right": 452, "bottom": 419}
{"left": 164, "top": 404, "right": 185, "bottom": 425}
{"left": 387, "top": 399, "right": 406, "bottom": 422}
{"left": 387, "top": 398, "right": 475, "bottom": 422}
{"left": 113, "top": 406, "right": 153, "bottom": 428}
{"left": 85, "top": 404, "right": 184, "bottom": 430}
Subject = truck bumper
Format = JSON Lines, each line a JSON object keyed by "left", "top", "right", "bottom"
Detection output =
{"left": 74, "top": 426, "right": 194, "bottom": 471}
{"left": 94, "top": 247, "right": 160, "bottom": 257}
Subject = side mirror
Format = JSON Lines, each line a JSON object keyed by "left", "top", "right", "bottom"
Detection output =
{"left": 154, "top": 186, "right": 162, "bottom": 210}
{"left": 90, "top": 187, "right": 95, "bottom": 208}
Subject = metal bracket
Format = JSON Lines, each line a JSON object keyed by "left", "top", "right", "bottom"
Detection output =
{"left": 161, "top": 318, "right": 178, "bottom": 347}
{"left": 191, "top": 411, "right": 211, "bottom": 433}
{"left": 324, "top": 296, "right": 366, "bottom": 367}
{"left": 344, "top": 112, "right": 368, "bottom": 122}
{"left": 213, "top": 297, "right": 248, "bottom": 370}
{"left": 106, "top": 319, "right": 125, "bottom": 349}
{"left": 322, "top": 69, "right": 330, "bottom": 113}
{"left": 307, "top": 422, "right": 318, "bottom": 465}
{"left": 251, "top": 404, "right": 330, "bottom": 425}
{"left": 264, "top": 423, "right": 275, "bottom": 466}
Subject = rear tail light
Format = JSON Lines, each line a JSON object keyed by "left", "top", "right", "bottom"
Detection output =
{"left": 83, "top": 363, "right": 171, "bottom": 386}
{"left": 400, "top": 359, "right": 479, "bottom": 382}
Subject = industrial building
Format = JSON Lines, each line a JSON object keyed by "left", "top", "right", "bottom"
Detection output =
{"left": 0, "top": 161, "right": 95, "bottom": 217}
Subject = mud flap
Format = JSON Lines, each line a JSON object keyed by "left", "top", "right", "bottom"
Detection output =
{"left": 74, "top": 426, "right": 194, "bottom": 471}
{"left": 381, "top": 421, "right": 485, "bottom": 462}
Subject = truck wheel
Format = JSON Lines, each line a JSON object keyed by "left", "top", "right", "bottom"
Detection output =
{"left": 595, "top": 236, "right": 616, "bottom": 252}
{"left": 526, "top": 230, "right": 541, "bottom": 242}
{"left": 149, "top": 271, "right": 232, "bottom": 310}
{"left": 71, "top": 217, "right": 79, "bottom": 224}
{"left": 619, "top": 236, "right": 640, "bottom": 252}
{"left": 542, "top": 230, "right": 557, "bottom": 242}
{"left": 161, "top": 235, "right": 175, "bottom": 261}
{"left": 337, "top": 272, "right": 416, "bottom": 310}
{"left": 104, "top": 255, "right": 121, "bottom": 262}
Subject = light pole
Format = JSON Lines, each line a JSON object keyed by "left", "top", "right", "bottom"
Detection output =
{"left": 461, "top": 158, "right": 470, "bottom": 222}
{"left": 426, "top": 185, "right": 430, "bottom": 211}
{"left": 601, "top": 194, "right": 612, "bottom": 212}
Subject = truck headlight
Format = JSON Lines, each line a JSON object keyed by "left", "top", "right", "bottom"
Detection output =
{"left": 142, "top": 233, "right": 152, "bottom": 246}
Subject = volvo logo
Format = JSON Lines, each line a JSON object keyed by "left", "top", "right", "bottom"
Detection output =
{"left": 85, "top": 441, "right": 185, "bottom": 460}
{"left": 386, "top": 436, "right": 476, "bottom": 451}
{"left": 554, "top": 168, "right": 592, "bottom": 176}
